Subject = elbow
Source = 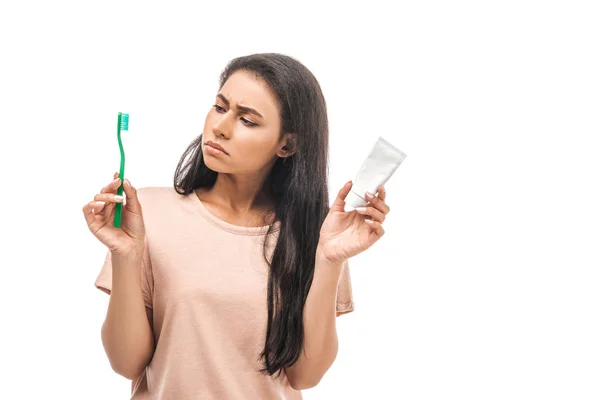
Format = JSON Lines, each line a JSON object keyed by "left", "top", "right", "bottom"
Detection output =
{"left": 111, "top": 361, "right": 145, "bottom": 380}
{"left": 101, "top": 324, "right": 148, "bottom": 381}
{"left": 106, "top": 350, "right": 149, "bottom": 381}
{"left": 288, "top": 366, "right": 329, "bottom": 391}
{"left": 289, "top": 375, "right": 322, "bottom": 391}
{"left": 287, "top": 349, "right": 337, "bottom": 390}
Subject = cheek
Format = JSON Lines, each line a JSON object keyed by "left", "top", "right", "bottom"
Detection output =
{"left": 203, "top": 112, "right": 215, "bottom": 132}
{"left": 240, "top": 133, "right": 274, "bottom": 152}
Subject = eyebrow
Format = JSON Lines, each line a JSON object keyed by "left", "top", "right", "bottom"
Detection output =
{"left": 217, "top": 94, "right": 264, "bottom": 119}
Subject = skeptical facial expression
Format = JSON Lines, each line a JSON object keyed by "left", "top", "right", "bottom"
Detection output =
{"left": 202, "top": 70, "right": 289, "bottom": 174}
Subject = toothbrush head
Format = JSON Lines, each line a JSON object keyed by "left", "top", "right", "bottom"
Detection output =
{"left": 119, "top": 112, "right": 129, "bottom": 131}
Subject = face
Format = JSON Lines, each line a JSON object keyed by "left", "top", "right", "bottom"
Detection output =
{"left": 201, "top": 70, "right": 292, "bottom": 176}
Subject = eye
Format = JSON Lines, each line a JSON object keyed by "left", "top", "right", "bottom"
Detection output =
{"left": 212, "top": 104, "right": 226, "bottom": 113}
{"left": 213, "top": 104, "right": 257, "bottom": 127}
{"left": 241, "top": 118, "right": 258, "bottom": 127}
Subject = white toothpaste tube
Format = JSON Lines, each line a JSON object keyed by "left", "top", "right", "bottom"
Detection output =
{"left": 345, "top": 137, "right": 407, "bottom": 209}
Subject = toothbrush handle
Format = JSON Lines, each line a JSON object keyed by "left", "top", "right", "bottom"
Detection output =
{"left": 114, "top": 168, "right": 124, "bottom": 227}
{"left": 114, "top": 115, "right": 125, "bottom": 228}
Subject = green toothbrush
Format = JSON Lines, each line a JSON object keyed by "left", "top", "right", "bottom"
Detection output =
{"left": 114, "top": 112, "right": 129, "bottom": 228}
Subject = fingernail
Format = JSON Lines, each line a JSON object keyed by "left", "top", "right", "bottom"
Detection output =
{"left": 365, "top": 192, "right": 374, "bottom": 199}
{"left": 356, "top": 207, "right": 367, "bottom": 213}
{"left": 114, "top": 195, "right": 124, "bottom": 201}
{"left": 112, "top": 178, "right": 120, "bottom": 184}
{"left": 124, "top": 179, "right": 130, "bottom": 187}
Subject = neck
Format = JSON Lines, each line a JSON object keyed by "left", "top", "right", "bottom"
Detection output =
{"left": 200, "top": 172, "right": 275, "bottom": 215}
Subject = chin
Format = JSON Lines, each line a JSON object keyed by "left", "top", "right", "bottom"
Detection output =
{"left": 202, "top": 152, "right": 228, "bottom": 173}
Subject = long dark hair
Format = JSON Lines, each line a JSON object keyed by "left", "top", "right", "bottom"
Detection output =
{"left": 173, "top": 53, "right": 330, "bottom": 378}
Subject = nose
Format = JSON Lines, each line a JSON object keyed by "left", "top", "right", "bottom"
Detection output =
{"left": 211, "top": 113, "right": 232, "bottom": 139}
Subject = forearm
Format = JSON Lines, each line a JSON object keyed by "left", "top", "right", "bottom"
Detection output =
{"left": 101, "top": 252, "right": 154, "bottom": 379}
{"left": 286, "top": 250, "right": 343, "bottom": 389}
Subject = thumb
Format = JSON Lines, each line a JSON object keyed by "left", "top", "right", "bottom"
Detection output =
{"left": 122, "top": 179, "right": 142, "bottom": 213}
{"left": 330, "top": 180, "right": 353, "bottom": 212}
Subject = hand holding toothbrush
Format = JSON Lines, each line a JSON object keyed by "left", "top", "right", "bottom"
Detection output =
{"left": 82, "top": 172, "right": 146, "bottom": 257}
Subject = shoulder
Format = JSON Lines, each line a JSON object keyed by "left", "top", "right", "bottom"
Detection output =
{"left": 133, "top": 186, "right": 191, "bottom": 226}
{"left": 132, "top": 186, "right": 189, "bottom": 211}
{"left": 135, "top": 186, "right": 183, "bottom": 203}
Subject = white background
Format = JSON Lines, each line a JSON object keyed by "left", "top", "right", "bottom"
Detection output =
{"left": 1, "top": 0, "right": 599, "bottom": 399}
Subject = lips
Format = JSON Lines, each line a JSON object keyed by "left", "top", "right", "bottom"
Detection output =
{"left": 205, "top": 140, "right": 229, "bottom": 155}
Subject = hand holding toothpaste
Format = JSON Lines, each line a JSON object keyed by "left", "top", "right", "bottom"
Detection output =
{"left": 345, "top": 137, "right": 407, "bottom": 210}
{"left": 317, "top": 137, "right": 406, "bottom": 264}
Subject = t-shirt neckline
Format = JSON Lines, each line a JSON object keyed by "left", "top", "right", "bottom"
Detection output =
{"left": 188, "top": 189, "right": 281, "bottom": 236}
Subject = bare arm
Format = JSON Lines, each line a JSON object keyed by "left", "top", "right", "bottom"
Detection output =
{"left": 285, "top": 252, "right": 343, "bottom": 390}
{"left": 101, "top": 252, "right": 155, "bottom": 380}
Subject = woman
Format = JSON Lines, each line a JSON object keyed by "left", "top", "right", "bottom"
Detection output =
{"left": 83, "top": 53, "right": 390, "bottom": 399}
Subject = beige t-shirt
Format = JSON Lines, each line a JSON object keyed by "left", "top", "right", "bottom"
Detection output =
{"left": 95, "top": 187, "right": 355, "bottom": 399}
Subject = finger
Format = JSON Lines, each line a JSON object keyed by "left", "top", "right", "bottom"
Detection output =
{"left": 365, "top": 219, "right": 385, "bottom": 238}
{"left": 94, "top": 193, "right": 124, "bottom": 203}
{"left": 378, "top": 185, "right": 387, "bottom": 202}
{"left": 122, "top": 179, "right": 142, "bottom": 213}
{"left": 355, "top": 206, "right": 386, "bottom": 224}
{"left": 92, "top": 201, "right": 107, "bottom": 215}
{"left": 330, "top": 180, "right": 353, "bottom": 212}
{"left": 102, "top": 199, "right": 117, "bottom": 216}
{"left": 366, "top": 189, "right": 390, "bottom": 215}
{"left": 101, "top": 177, "right": 122, "bottom": 194}
{"left": 83, "top": 201, "right": 103, "bottom": 226}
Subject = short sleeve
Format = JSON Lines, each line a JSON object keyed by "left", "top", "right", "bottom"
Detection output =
{"left": 94, "top": 238, "right": 154, "bottom": 309}
{"left": 336, "top": 259, "right": 355, "bottom": 317}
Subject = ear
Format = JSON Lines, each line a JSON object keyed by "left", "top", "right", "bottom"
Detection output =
{"left": 277, "top": 133, "right": 297, "bottom": 158}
